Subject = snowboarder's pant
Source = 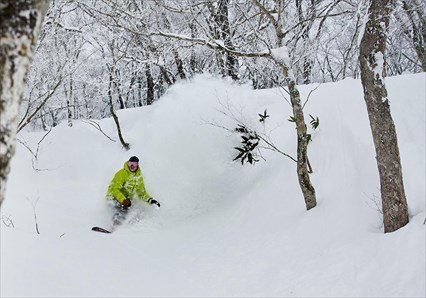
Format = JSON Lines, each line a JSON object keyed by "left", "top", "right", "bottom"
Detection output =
{"left": 108, "top": 199, "right": 129, "bottom": 226}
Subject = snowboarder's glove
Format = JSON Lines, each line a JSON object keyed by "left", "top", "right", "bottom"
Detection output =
{"left": 122, "top": 198, "right": 131, "bottom": 208}
{"left": 148, "top": 198, "right": 160, "bottom": 207}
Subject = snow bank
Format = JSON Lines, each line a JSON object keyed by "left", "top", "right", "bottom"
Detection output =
{"left": 1, "top": 73, "right": 425, "bottom": 297}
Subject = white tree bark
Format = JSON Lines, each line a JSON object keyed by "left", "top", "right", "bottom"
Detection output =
{"left": 0, "top": 0, "right": 50, "bottom": 207}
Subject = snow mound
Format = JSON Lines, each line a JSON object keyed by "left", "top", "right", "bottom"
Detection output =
{"left": 1, "top": 73, "right": 425, "bottom": 297}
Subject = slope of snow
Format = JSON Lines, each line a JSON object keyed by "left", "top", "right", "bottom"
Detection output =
{"left": 1, "top": 73, "right": 425, "bottom": 297}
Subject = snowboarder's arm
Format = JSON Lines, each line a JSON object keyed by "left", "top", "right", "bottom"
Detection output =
{"left": 136, "top": 174, "right": 151, "bottom": 202}
{"left": 107, "top": 171, "right": 127, "bottom": 203}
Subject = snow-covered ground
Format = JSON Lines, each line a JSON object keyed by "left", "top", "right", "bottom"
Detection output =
{"left": 1, "top": 73, "right": 425, "bottom": 297}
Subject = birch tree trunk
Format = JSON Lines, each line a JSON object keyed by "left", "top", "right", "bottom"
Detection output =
{"left": 108, "top": 66, "right": 130, "bottom": 150}
{"left": 275, "top": 58, "right": 317, "bottom": 210}
{"left": 401, "top": 0, "right": 426, "bottom": 71}
{"left": 145, "top": 64, "right": 154, "bottom": 105}
{"left": 252, "top": 0, "right": 317, "bottom": 210}
{"left": 359, "top": 0, "right": 409, "bottom": 233}
{"left": 0, "top": 0, "right": 50, "bottom": 207}
{"left": 217, "top": 0, "right": 238, "bottom": 80}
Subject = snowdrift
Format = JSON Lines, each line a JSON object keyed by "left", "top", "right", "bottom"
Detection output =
{"left": 1, "top": 73, "right": 425, "bottom": 297}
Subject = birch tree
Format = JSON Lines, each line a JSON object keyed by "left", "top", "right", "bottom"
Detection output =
{"left": 359, "top": 0, "right": 409, "bottom": 233}
{"left": 147, "top": 0, "right": 318, "bottom": 210}
{"left": 17, "top": 0, "right": 422, "bottom": 132}
{"left": 0, "top": 0, "right": 51, "bottom": 207}
{"left": 393, "top": 0, "right": 425, "bottom": 71}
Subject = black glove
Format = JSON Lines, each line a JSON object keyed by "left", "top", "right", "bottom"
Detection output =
{"left": 149, "top": 198, "right": 160, "bottom": 207}
{"left": 122, "top": 198, "right": 131, "bottom": 208}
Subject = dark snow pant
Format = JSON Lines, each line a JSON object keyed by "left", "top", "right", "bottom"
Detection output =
{"left": 110, "top": 200, "right": 130, "bottom": 226}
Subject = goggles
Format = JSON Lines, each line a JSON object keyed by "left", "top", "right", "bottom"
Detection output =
{"left": 128, "top": 161, "right": 139, "bottom": 168}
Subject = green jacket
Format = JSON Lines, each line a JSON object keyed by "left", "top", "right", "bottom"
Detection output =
{"left": 107, "top": 162, "right": 151, "bottom": 204}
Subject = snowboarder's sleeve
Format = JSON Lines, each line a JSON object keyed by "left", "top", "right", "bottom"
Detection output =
{"left": 107, "top": 171, "right": 127, "bottom": 203}
{"left": 136, "top": 174, "right": 151, "bottom": 202}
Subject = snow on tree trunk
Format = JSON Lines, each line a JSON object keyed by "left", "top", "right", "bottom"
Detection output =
{"left": 359, "top": 0, "right": 409, "bottom": 233}
{"left": 271, "top": 46, "right": 317, "bottom": 210}
{"left": 0, "top": 0, "right": 50, "bottom": 207}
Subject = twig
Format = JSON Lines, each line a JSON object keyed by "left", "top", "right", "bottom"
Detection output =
{"left": 17, "top": 127, "right": 54, "bottom": 172}
{"left": 307, "top": 156, "right": 313, "bottom": 173}
{"left": 276, "top": 86, "right": 292, "bottom": 107}
{"left": 364, "top": 192, "right": 383, "bottom": 215}
{"left": 204, "top": 95, "right": 297, "bottom": 163}
{"left": 257, "top": 134, "right": 297, "bottom": 162}
{"left": 1, "top": 214, "right": 15, "bottom": 228}
{"left": 302, "top": 83, "right": 321, "bottom": 110}
{"left": 26, "top": 197, "right": 41, "bottom": 235}
{"left": 81, "top": 119, "right": 117, "bottom": 142}
{"left": 18, "top": 49, "right": 97, "bottom": 132}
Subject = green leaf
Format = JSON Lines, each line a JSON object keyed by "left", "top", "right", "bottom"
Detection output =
{"left": 309, "top": 114, "right": 319, "bottom": 130}
{"left": 250, "top": 142, "right": 259, "bottom": 151}
{"left": 258, "top": 109, "right": 270, "bottom": 122}
{"left": 241, "top": 154, "right": 247, "bottom": 165}
{"left": 233, "top": 151, "right": 245, "bottom": 161}
{"left": 235, "top": 125, "right": 248, "bottom": 133}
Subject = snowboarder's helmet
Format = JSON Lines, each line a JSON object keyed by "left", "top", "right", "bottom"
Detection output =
{"left": 129, "top": 156, "right": 139, "bottom": 163}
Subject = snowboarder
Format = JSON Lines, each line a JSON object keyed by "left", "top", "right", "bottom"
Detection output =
{"left": 106, "top": 156, "right": 160, "bottom": 226}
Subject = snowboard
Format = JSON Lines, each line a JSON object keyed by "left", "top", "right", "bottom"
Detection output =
{"left": 91, "top": 226, "right": 113, "bottom": 233}
{"left": 92, "top": 219, "right": 121, "bottom": 233}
